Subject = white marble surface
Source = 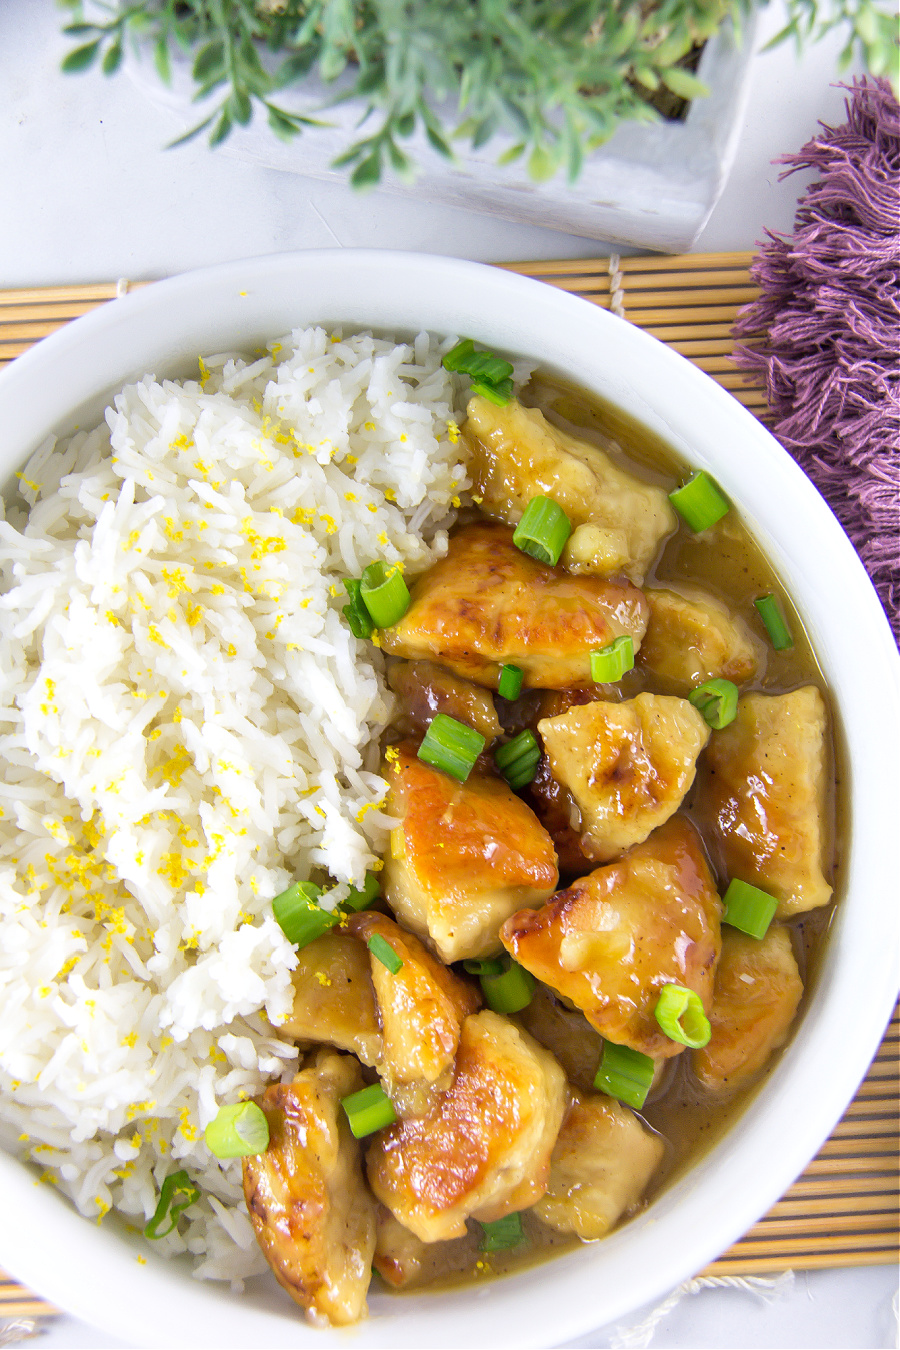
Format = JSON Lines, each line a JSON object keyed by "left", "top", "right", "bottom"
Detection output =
{"left": 1, "top": 4, "right": 896, "bottom": 1348}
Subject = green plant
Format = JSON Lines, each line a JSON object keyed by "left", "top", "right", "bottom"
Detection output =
{"left": 58, "top": 0, "right": 899, "bottom": 187}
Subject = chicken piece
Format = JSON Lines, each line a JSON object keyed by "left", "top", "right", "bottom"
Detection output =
{"left": 278, "top": 933, "right": 382, "bottom": 1067}
{"left": 367, "top": 1010, "right": 567, "bottom": 1243}
{"left": 501, "top": 815, "right": 722, "bottom": 1059}
{"left": 693, "top": 924, "right": 804, "bottom": 1092}
{"left": 535, "top": 1089, "right": 665, "bottom": 1239}
{"left": 538, "top": 694, "right": 711, "bottom": 862}
{"left": 346, "top": 910, "right": 480, "bottom": 1106}
{"left": 639, "top": 586, "right": 763, "bottom": 687}
{"left": 516, "top": 983, "right": 605, "bottom": 1093}
{"left": 242, "top": 1050, "right": 377, "bottom": 1328}
{"left": 696, "top": 687, "right": 832, "bottom": 916}
{"left": 522, "top": 755, "right": 594, "bottom": 877}
{"left": 387, "top": 659, "right": 502, "bottom": 744}
{"left": 372, "top": 1207, "right": 431, "bottom": 1288}
{"left": 381, "top": 522, "right": 649, "bottom": 691}
{"left": 463, "top": 396, "right": 676, "bottom": 584}
{"left": 382, "top": 745, "right": 558, "bottom": 963}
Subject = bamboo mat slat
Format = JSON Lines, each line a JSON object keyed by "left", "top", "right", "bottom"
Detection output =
{"left": 0, "top": 256, "right": 895, "bottom": 1328}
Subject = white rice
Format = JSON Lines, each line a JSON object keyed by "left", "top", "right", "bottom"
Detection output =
{"left": 0, "top": 327, "right": 482, "bottom": 1282}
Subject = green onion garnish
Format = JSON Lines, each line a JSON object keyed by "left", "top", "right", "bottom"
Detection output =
{"left": 342, "top": 578, "right": 374, "bottom": 639}
{"left": 590, "top": 635, "right": 635, "bottom": 683}
{"left": 654, "top": 984, "right": 711, "bottom": 1048}
{"left": 342, "top": 871, "right": 381, "bottom": 913}
{"left": 494, "top": 729, "right": 541, "bottom": 790}
{"left": 367, "top": 934, "right": 403, "bottom": 974}
{"left": 594, "top": 1041, "right": 655, "bottom": 1111}
{"left": 143, "top": 1169, "right": 200, "bottom": 1240}
{"left": 497, "top": 664, "right": 524, "bottom": 701}
{"left": 723, "top": 878, "right": 779, "bottom": 939}
{"left": 417, "top": 713, "right": 486, "bottom": 783}
{"left": 341, "top": 1083, "right": 397, "bottom": 1139}
{"left": 669, "top": 471, "right": 730, "bottom": 532}
{"left": 272, "top": 880, "right": 338, "bottom": 949}
{"left": 480, "top": 957, "right": 535, "bottom": 1014}
{"left": 442, "top": 340, "right": 515, "bottom": 405}
{"left": 359, "top": 561, "right": 411, "bottom": 628}
{"left": 754, "top": 594, "right": 793, "bottom": 650}
{"left": 462, "top": 957, "right": 505, "bottom": 977}
{"left": 479, "top": 1212, "right": 525, "bottom": 1252}
{"left": 688, "top": 678, "right": 739, "bottom": 729}
{"left": 204, "top": 1101, "right": 270, "bottom": 1159}
{"left": 512, "top": 496, "right": 572, "bottom": 567}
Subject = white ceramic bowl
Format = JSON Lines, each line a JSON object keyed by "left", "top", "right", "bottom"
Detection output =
{"left": 0, "top": 251, "right": 897, "bottom": 1349}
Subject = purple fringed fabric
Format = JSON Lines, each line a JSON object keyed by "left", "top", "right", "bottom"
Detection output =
{"left": 733, "top": 77, "right": 900, "bottom": 640}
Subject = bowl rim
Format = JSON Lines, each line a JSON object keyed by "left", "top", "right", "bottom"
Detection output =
{"left": 0, "top": 249, "right": 897, "bottom": 1349}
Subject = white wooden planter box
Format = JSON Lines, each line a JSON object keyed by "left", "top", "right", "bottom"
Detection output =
{"left": 127, "top": 13, "right": 758, "bottom": 253}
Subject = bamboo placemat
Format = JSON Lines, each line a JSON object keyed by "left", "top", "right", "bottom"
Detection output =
{"left": 0, "top": 254, "right": 897, "bottom": 1327}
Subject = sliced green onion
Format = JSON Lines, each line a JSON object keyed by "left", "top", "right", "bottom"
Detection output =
{"left": 689, "top": 678, "right": 739, "bottom": 729}
{"left": 143, "top": 1169, "right": 200, "bottom": 1240}
{"left": 480, "top": 957, "right": 535, "bottom": 1014}
{"left": 341, "top": 1083, "right": 397, "bottom": 1139}
{"left": 418, "top": 713, "right": 485, "bottom": 783}
{"left": 462, "top": 957, "right": 505, "bottom": 977}
{"left": 479, "top": 1212, "right": 525, "bottom": 1252}
{"left": 654, "top": 984, "right": 711, "bottom": 1048}
{"left": 272, "top": 880, "right": 338, "bottom": 949}
{"left": 723, "top": 878, "right": 779, "bottom": 939}
{"left": 590, "top": 635, "right": 634, "bottom": 683}
{"left": 754, "top": 594, "right": 793, "bottom": 650}
{"left": 594, "top": 1041, "right": 655, "bottom": 1111}
{"left": 497, "top": 664, "right": 524, "bottom": 701}
{"left": 494, "top": 728, "right": 541, "bottom": 791}
{"left": 669, "top": 471, "right": 729, "bottom": 532}
{"left": 441, "top": 338, "right": 477, "bottom": 372}
{"left": 359, "top": 561, "right": 410, "bottom": 628}
{"left": 204, "top": 1101, "right": 270, "bottom": 1159}
{"left": 342, "top": 578, "right": 374, "bottom": 640}
{"left": 471, "top": 377, "right": 514, "bottom": 405}
{"left": 342, "top": 872, "right": 380, "bottom": 913}
{"left": 512, "top": 496, "right": 572, "bottom": 566}
{"left": 466, "top": 350, "right": 515, "bottom": 385}
{"left": 367, "top": 934, "right": 403, "bottom": 974}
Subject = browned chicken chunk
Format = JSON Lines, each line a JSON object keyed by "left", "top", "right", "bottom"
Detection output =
{"left": 639, "top": 586, "right": 763, "bottom": 687}
{"left": 367, "top": 1010, "right": 567, "bottom": 1242}
{"left": 696, "top": 687, "right": 832, "bottom": 916}
{"left": 381, "top": 522, "right": 649, "bottom": 690}
{"left": 534, "top": 1089, "right": 665, "bottom": 1239}
{"left": 693, "top": 924, "right": 804, "bottom": 1092}
{"left": 242, "top": 1050, "right": 377, "bottom": 1327}
{"left": 516, "top": 983, "right": 605, "bottom": 1093}
{"left": 463, "top": 396, "right": 676, "bottom": 584}
{"left": 372, "top": 1207, "right": 431, "bottom": 1289}
{"left": 346, "top": 910, "right": 480, "bottom": 1108}
{"left": 382, "top": 745, "right": 558, "bottom": 963}
{"left": 277, "top": 933, "right": 382, "bottom": 1066}
{"left": 501, "top": 816, "right": 722, "bottom": 1059}
{"left": 538, "top": 694, "right": 710, "bottom": 862}
{"left": 387, "top": 659, "right": 502, "bottom": 744}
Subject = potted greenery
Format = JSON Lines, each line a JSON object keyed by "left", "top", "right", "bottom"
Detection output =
{"left": 58, "top": 0, "right": 897, "bottom": 251}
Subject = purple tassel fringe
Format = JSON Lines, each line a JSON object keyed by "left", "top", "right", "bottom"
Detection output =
{"left": 733, "top": 77, "right": 900, "bottom": 641}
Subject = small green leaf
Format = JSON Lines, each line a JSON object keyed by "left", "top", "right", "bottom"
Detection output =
{"left": 497, "top": 141, "right": 526, "bottom": 166}
{"left": 395, "top": 112, "right": 415, "bottom": 137}
{"left": 425, "top": 125, "right": 453, "bottom": 158}
{"left": 209, "top": 107, "right": 234, "bottom": 147}
{"left": 193, "top": 41, "right": 226, "bottom": 83}
{"left": 61, "top": 39, "right": 102, "bottom": 73}
{"left": 660, "top": 67, "right": 710, "bottom": 100}
{"left": 102, "top": 40, "right": 123, "bottom": 76}
{"left": 166, "top": 112, "right": 218, "bottom": 150}
{"left": 267, "top": 104, "right": 302, "bottom": 141}
{"left": 154, "top": 35, "right": 171, "bottom": 85}
{"left": 62, "top": 24, "right": 98, "bottom": 37}
{"left": 350, "top": 151, "right": 382, "bottom": 189}
{"left": 632, "top": 66, "right": 660, "bottom": 90}
{"left": 528, "top": 142, "right": 559, "bottom": 181}
{"left": 229, "top": 88, "right": 253, "bottom": 126}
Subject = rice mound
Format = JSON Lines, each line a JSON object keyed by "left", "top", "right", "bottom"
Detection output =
{"left": 0, "top": 327, "right": 471, "bottom": 1282}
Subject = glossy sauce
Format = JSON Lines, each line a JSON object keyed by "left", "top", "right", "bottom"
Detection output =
{"left": 385, "top": 375, "right": 837, "bottom": 1295}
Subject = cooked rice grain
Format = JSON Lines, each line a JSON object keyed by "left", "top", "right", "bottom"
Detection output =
{"left": 0, "top": 328, "right": 471, "bottom": 1283}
